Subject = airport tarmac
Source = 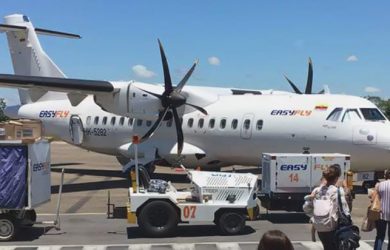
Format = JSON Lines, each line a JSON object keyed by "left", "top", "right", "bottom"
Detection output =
{"left": 0, "top": 142, "right": 388, "bottom": 249}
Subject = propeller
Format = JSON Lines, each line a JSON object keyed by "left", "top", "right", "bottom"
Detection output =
{"left": 284, "top": 57, "right": 324, "bottom": 94}
{"left": 139, "top": 39, "right": 207, "bottom": 155}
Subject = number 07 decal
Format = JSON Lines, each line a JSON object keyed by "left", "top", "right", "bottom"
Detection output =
{"left": 183, "top": 205, "right": 196, "bottom": 219}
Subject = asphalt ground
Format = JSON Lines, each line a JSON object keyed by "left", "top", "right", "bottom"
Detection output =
{"left": 0, "top": 142, "right": 387, "bottom": 248}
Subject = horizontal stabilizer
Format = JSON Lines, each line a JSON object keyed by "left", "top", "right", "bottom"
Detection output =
{"left": 0, "top": 74, "right": 114, "bottom": 93}
{"left": 35, "top": 27, "right": 81, "bottom": 39}
{"left": 0, "top": 24, "right": 26, "bottom": 32}
{"left": 0, "top": 24, "right": 80, "bottom": 39}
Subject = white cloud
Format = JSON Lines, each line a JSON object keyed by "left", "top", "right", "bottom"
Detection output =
{"left": 364, "top": 86, "right": 380, "bottom": 93}
{"left": 132, "top": 65, "right": 156, "bottom": 78}
{"left": 208, "top": 56, "right": 221, "bottom": 66}
{"left": 346, "top": 55, "right": 358, "bottom": 62}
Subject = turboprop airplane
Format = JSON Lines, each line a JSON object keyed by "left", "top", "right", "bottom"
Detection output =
{"left": 1, "top": 14, "right": 390, "bottom": 174}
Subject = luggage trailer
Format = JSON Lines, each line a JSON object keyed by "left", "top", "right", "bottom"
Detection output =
{"left": 0, "top": 139, "right": 63, "bottom": 241}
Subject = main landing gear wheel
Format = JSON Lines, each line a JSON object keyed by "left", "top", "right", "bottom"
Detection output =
{"left": 0, "top": 214, "right": 17, "bottom": 241}
{"left": 217, "top": 212, "right": 246, "bottom": 235}
{"left": 138, "top": 200, "right": 178, "bottom": 237}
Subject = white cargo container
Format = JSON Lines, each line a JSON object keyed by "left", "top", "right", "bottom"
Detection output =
{"left": 259, "top": 153, "right": 351, "bottom": 211}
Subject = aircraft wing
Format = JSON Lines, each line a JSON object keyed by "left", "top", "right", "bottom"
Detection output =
{"left": 0, "top": 74, "right": 113, "bottom": 93}
{"left": 0, "top": 74, "right": 116, "bottom": 105}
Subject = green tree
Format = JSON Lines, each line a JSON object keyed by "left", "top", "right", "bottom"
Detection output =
{"left": 0, "top": 98, "right": 8, "bottom": 122}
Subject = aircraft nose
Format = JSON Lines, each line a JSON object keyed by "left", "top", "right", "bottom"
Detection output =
{"left": 4, "top": 105, "right": 21, "bottom": 119}
{"left": 376, "top": 125, "right": 390, "bottom": 150}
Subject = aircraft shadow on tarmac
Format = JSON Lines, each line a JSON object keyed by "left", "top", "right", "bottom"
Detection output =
{"left": 126, "top": 224, "right": 255, "bottom": 238}
{"left": 11, "top": 226, "right": 65, "bottom": 242}
{"left": 50, "top": 168, "right": 190, "bottom": 194}
{"left": 259, "top": 213, "right": 310, "bottom": 224}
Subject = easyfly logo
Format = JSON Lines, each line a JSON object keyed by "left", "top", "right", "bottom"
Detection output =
{"left": 280, "top": 164, "right": 308, "bottom": 171}
{"left": 32, "top": 162, "right": 50, "bottom": 173}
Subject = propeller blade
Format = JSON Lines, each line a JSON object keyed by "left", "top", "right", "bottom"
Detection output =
{"left": 172, "top": 107, "right": 184, "bottom": 155}
{"left": 318, "top": 89, "right": 325, "bottom": 94}
{"left": 158, "top": 39, "right": 173, "bottom": 94}
{"left": 175, "top": 59, "right": 199, "bottom": 93}
{"left": 141, "top": 107, "right": 169, "bottom": 141}
{"left": 138, "top": 88, "right": 163, "bottom": 100}
{"left": 185, "top": 103, "right": 208, "bottom": 115}
{"left": 305, "top": 57, "right": 313, "bottom": 94}
{"left": 283, "top": 74, "right": 302, "bottom": 94}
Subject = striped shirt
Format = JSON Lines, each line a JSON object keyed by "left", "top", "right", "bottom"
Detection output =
{"left": 378, "top": 180, "right": 390, "bottom": 221}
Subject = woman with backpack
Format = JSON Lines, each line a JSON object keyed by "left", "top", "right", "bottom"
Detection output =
{"left": 303, "top": 164, "right": 350, "bottom": 250}
{"left": 374, "top": 169, "right": 390, "bottom": 250}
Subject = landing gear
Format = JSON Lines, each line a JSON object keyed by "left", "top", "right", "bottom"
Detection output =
{"left": 118, "top": 156, "right": 156, "bottom": 176}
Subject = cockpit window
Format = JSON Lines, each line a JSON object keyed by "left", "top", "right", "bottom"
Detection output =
{"left": 326, "top": 108, "right": 343, "bottom": 121}
{"left": 342, "top": 109, "right": 362, "bottom": 122}
{"left": 360, "top": 108, "right": 386, "bottom": 121}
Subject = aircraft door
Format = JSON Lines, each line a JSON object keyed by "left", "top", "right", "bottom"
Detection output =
{"left": 69, "top": 115, "right": 84, "bottom": 145}
{"left": 240, "top": 114, "right": 254, "bottom": 139}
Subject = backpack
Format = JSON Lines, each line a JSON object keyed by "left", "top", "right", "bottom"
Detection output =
{"left": 335, "top": 188, "right": 360, "bottom": 250}
{"left": 312, "top": 186, "right": 338, "bottom": 232}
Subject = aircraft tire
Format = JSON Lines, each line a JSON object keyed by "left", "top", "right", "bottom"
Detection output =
{"left": 217, "top": 211, "right": 246, "bottom": 235}
{"left": 138, "top": 200, "right": 178, "bottom": 237}
{"left": 0, "top": 213, "right": 18, "bottom": 241}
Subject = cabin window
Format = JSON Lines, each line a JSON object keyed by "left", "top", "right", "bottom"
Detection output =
{"left": 342, "top": 109, "right": 362, "bottom": 122}
{"left": 231, "top": 119, "right": 238, "bottom": 129}
{"left": 244, "top": 119, "right": 251, "bottom": 130}
{"left": 188, "top": 118, "right": 194, "bottom": 128}
{"left": 94, "top": 116, "right": 99, "bottom": 125}
{"left": 128, "top": 118, "right": 134, "bottom": 126}
{"left": 198, "top": 118, "right": 204, "bottom": 128}
{"left": 86, "top": 116, "right": 91, "bottom": 125}
{"left": 220, "top": 119, "right": 227, "bottom": 129}
{"left": 209, "top": 118, "right": 215, "bottom": 129}
{"left": 137, "top": 119, "right": 143, "bottom": 126}
{"left": 111, "top": 117, "right": 116, "bottom": 126}
{"left": 119, "top": 117, "right": 125, "bottom": 126}
{"left": 326, "top": 108, "right": 343, "bottom": 121}
{"left": 146, "top": 120, "right": 152, "bottom": 127}
{"left": 256, "top": 120, "right": 263, "bottom": 130}
{"left": 360, "top": 108, "right": 386, "bottom": 121}
{"left": 167, "top": 119, "right": 173, "bottom": 127}
{"left": 102, "top": 116, "right": 108, "bottom": 125}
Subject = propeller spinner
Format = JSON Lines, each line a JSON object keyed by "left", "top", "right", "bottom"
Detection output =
{"left": 140, "top": 40, "right": 207, "bottom": 155}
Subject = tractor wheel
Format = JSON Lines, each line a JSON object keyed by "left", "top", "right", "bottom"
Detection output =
{"left": 217, "top": 211, "right": 246, "bottom": 235}
{"left": 138, "top": 200, "right": 178, "bottom": 237}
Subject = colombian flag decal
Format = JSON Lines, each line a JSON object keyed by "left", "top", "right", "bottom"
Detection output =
{"left": 315, "top": 104, "right": 328, "bottom": 111}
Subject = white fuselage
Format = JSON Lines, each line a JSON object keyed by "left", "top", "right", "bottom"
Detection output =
{"left": 10, "top": 89, "right": 390, "bottom": 172}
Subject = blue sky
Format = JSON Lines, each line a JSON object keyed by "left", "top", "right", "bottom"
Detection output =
{"left": 1, "top": 1, "right": 390, "bottom": 105}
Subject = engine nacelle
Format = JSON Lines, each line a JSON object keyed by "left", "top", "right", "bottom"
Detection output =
{"left": 94, "top": 81, "right": 163, "bottom": 120}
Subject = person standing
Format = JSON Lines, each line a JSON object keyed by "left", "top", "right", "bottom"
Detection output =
{"left": 303, "top": 164, "right": 350, "bottom": 250}
{"left": 374, "top": 169, "right": 390, "bottom": 250}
